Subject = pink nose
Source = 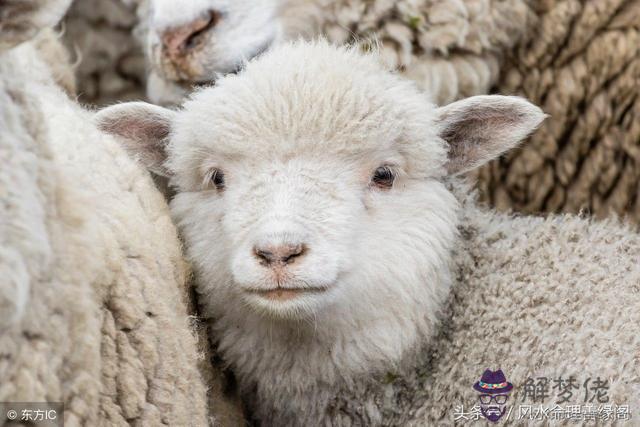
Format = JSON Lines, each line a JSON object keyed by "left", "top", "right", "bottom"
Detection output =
{"left": 161, "top": 11, "right": 220, "bottom": 59}
{"left": 253, "top": 243, "right": 307, "bottom": 267}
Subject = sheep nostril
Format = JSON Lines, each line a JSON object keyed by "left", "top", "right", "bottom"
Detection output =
{"left": 254, "top": 248, "right": 275, "bottom": 265}
{"left": 161, "top": 10, "right": 220, "bottom": 57}
{"left": 253, "top": 244, "right": 307, "bottom": 266}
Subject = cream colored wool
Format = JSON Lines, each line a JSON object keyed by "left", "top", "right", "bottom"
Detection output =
{"left": 477, "top": 0, "right": 640, "bottom": 224}
{"left": 0, "top": 4, "right": 243, "bottom": 422}
{"left": 324, "top": 188, "right": 640, "bottom": 425}
{"left": 30, "top": 28, "right": 77, "bottom": 95}
{"left": 1, "top": 3, "right": 247, "bottom": 424}
{"left": 0, "top": 0, "right": 76, "bottom": 94}
{"left": 0, "top": 41, "right": 212, "bottom": 425}
{"left": 280, "top": 0, "right": 533, "bottom": 104}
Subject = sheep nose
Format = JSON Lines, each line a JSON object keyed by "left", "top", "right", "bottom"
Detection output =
{"left": 253, "top": 243, "right": 307, "bottom": 266}
{"left": 161, "top": 11, "right": 219, "bottom": 59}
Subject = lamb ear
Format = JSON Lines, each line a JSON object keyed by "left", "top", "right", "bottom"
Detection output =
{"left": 435, "top": 95, "right": 546, "bottom": 175}
{"left": 94, "top": 102, "right": 177, "bottom": 177}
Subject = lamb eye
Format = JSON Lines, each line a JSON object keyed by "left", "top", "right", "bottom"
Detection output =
{"left": 210, "top": 169, "right": 225, "bottom": 190}
{"left": 371, "top": 166, "right": 395, "bottom": 189}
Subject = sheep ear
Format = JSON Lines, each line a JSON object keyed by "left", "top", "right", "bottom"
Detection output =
{"left": 95, "top": 102, "right": 176, "bottom": 177}
{"left": 435, "top": 95, "right": 546, "bottom": 176}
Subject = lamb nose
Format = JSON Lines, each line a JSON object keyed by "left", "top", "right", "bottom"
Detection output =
{"left": 253, "top": 244, "right": 307, "bottom": 266}
{"left": 161, "top": 11, "right": 220, "bottom": 58}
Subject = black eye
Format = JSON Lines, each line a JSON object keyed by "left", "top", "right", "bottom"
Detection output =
{"left": 210, "top": 169, "right": 225, "bottom": 190}
{"left": 371, "top": 165, "right": 395, "bottom": 190}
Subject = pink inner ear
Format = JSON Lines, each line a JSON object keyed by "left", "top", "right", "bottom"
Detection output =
{"left": 438, "top": 96, "right": 544, "bottom": 176}
{"left": 98, "top": 113, "right": 171, "bottom": 143}
{"left": 97, "top": 111, "right": 172, "bottom": 176}
{"left": 441, "top": 113, "right": 518, "bottom": 175}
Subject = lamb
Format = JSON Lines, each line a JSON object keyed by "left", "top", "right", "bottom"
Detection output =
{"left": 96, "top": 40, "right": 640, "bottom": 425}
{"left": 0, "top": 2, "right": 243, "bottom": 424}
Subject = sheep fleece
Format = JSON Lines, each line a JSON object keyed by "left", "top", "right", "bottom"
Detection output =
{"left": 280, "top": 0, "right": 532, "bottom": 105}
{"left": 478, "top": 0, "right": 640, "bottom": 223}
{"left": 0, "top": 41, "right": 210, "bottom": 425}
{"left": 319, "top": 193, "right": 640, "bottom": 425}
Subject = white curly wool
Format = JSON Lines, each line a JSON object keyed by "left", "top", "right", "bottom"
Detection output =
{"left": 0, "top": 27, "right": 215, "bottom": 427}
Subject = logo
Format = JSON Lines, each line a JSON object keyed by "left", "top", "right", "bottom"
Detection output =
{"left": 456, "top": 372, "right": 632, "bottom": 423}
{"left": 473, "top": 369, "right": 513, "bottom": 422}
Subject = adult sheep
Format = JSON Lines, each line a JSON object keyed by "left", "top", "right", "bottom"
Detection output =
{"left": 0, "top": 2, "right": 243, "bottom": 424}
{"left": 97, "top": 41, "right": 640, "bottom": 426}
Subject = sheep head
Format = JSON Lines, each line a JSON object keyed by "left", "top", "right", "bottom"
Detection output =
{"left": 96, "top": 41, "right": 544, "bottom": 379}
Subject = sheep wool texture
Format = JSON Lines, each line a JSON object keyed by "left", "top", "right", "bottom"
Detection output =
{"left": 478, "top": 0, "right": 640, "bottom": 224}
{"left": 286, "top": 187, "right": 640, "bottom": 426}
{"left": 417, "top": 194, "right": 640, "bottom": 424}
{"left": 0, "top": 32, "right": 213, "bottom": 426}
{"left": 281, "top": 0, "right": 533, "bottom": 105}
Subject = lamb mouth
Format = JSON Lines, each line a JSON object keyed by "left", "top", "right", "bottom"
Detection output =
{"left": 247, "top": 286, "right": 329, "bottom": 301}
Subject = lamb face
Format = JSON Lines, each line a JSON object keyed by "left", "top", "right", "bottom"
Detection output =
{"left": 97, "top": 41, "right": 544, "bottom": 421}
{"left": 101, "top": 41, "right": 459, "bottom": 321}
{"left": 140, "top": 0, "right": 280, "bottom": 104}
